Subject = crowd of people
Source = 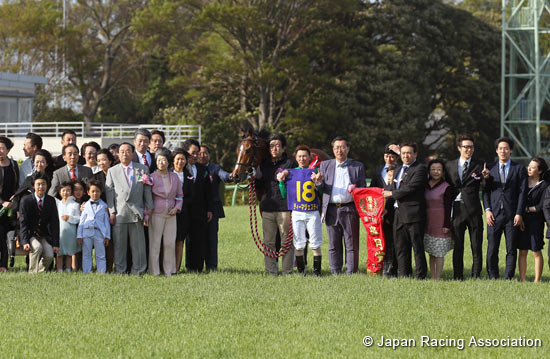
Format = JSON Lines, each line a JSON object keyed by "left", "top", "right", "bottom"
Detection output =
{"left": 0, "top": 129, "right": 229, "bottom": 276}
{"left": 263, "top": 133, "right": 549, "bottom": 281}
{"left": 0, "top": 128, "right": 547, "bottom": 281}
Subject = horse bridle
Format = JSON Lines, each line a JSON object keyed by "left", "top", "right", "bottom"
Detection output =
{"left": 236, "top": 137, "right": 259, "bottom": 173}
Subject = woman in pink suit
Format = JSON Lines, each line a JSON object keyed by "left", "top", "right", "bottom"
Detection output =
{"left": 149, "top": 147, "right": 183, "bottom": 276}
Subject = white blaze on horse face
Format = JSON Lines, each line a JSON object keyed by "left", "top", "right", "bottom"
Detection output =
{"left": 235, "top": 144, "right": 245, "bottom": 171}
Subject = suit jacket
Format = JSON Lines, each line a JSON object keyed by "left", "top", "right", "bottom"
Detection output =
{"left": 185, "top": 163, "right": 213, "bottom": 221}
{"left": 482, "top": 161, "right": 527, "bottom": 221}
{"left": 19, "top": 194, "right": 59, "bottom": 247}
{"left": 317, "top": 158, "right": 366, "bottom": 222}
{"left": 176, "top": 169, "right": 194, "bottom": 238}
{"left": 445, "top": 157, "right": 485, "bottom": 217}
{"left": 369, "top": 165, "right": 386, "bottom": 189}
{"left": 133, "top": 151, "right": 157, "bottom": 173}
{"left": 207, "top": 163, "right": 231, "bottom": 218}
{"left": 49, "top": 164, "right": 94, "bottom": 197}
{"left": 105, "top": 162, "right": 154, "bottom": 223}
{"left": 541, "top": 185, "right": 550, "bottom": 238}
{"left": 391, "top": 161, "right": 428, "bottom": 224}
{"left": 150, "top": 171, "right": 183, "bottom": 214}
{"left": 54, "top": 154, "right": 85, "bottom": 171}
{"left": 77, "top": 199, "right": 111, "bottom": 239}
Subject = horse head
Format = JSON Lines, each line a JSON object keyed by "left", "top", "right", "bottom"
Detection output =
{"left": 230, "top": 129, "right": 258, "bottom": 183}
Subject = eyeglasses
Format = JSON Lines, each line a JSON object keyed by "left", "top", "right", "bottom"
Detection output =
{"left": 460, "top": 145, "right": 474, "bottom": 150}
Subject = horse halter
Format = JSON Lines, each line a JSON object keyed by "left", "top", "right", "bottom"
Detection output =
{"left": 236, "top": 137, "right": 258, "bottom": 173}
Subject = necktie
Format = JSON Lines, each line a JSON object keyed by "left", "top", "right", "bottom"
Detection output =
{"left": 142, "top": 154, "right": 149, "bottom": 168}
{"left": 462, "top": 161, "right": 468, "bottom": 182}
{"left": 36, "top": 198, "right": 43, "bottom": 237}
{"left": 397, "top": 166, "right": 408, "bottom": 188}
{"left": 91, "top": 201, "right": 98, "bottom": 206}
{"left": 70, "top": 168, "right": 76, "bottom": 180}
{"left": 127, "top": 166, "right": 133, "bottom": 187}
{"left": 500, "top": 164, "right": 506, "bottom": 184}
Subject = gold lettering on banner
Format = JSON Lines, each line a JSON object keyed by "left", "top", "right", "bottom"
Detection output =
{"left": 369, "top": 226, "right": 379, "bottom": 236}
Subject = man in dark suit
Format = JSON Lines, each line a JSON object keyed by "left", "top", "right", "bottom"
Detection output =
{"left": 183, "top": 139, "right": 213, "bottom": 272}
{"left": 49, "top": 144, "right": 94, "bottom": 197}
{"left": 19, "top": 173, "right": 59, "bottom": 273}
{"left": 313, "top": 136, "right": 366, "bottom": 274}
{"left": 370, "top": 143, "right": 399, "bottom": 277}
{"left": 198, "top": 145, "right": 231, "bottom": 271}
{"left": 54, "top": 130, "right": 86, "bottom": 170}
{"left": 482, "top": 137, "right": 527, "bottom": 279}
{"left": 132, "top": 128, "right": 157, "bottom": 173}
{"left": 382, "top": 142, "right": 428, "bottom": 279}
{"left": 445, "top": 134, "right": 485, "bottom": 280}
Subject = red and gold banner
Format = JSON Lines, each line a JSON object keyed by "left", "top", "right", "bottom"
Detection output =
{"left": 351, "top": 187, "right": 386, "bottom": 274}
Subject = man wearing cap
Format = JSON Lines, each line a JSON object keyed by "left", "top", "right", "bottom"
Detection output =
{"left": 370, "top": 143, "right": 400, "bottom": 277}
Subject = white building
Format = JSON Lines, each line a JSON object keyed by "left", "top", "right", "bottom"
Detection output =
{"left": 0, "top": 72, "right": 47, "bottom": 123}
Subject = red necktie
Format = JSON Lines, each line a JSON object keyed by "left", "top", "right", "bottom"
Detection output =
{"left": 70, "top": 168, "right": 76, "bottom": 180}
{"left": 142, "top": 154, "right": 149, "bottom": 168}
{"left": 36, "top": 198, "right": 43, "bottom": 237}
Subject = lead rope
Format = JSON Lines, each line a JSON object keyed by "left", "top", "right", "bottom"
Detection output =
{"left": 248, "top": 176, "right": 294, "bottom": 258}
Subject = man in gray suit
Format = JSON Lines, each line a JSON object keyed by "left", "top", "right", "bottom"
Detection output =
{"left": 49, "top": 144, "right": 93, "bottom": 196}
{"left": 105, "top": 142, "right": 154, "bottom": 275}
{"left": 312, "top": 136, "right": 366, "bottom": 274}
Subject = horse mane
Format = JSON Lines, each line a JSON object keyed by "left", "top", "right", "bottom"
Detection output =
{"left": 240, "top": 126, "right": 270, "bottom": 140}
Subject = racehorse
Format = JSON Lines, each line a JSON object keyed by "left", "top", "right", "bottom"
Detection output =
{"left": 230, "top": 128, "right": 331, "bottom": 259}
{"left": 230, "top": 128, "right": 331, "bottom": 183}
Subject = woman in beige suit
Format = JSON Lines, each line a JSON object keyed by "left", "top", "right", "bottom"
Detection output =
{"left": 149, "top": 148, "right": 183, "bottom": 276}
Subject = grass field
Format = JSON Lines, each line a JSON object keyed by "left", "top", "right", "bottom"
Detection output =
{"left": 1, "top": 205, "right": 549, "bottom": 358}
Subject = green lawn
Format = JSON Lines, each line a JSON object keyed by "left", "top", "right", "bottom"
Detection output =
{"left": 0, "top": 205, "right": 548, "bottom": 358}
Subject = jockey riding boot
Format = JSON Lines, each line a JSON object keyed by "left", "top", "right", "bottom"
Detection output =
{"left": 296, "top": 255, "right": 306, "bottom": 275}
{"left": 313, "top": 256, "right": 322, "bottom": 276}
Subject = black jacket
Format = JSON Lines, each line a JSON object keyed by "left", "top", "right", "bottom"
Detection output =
{"left": 185, "top": 163, "right": 213, "bottom": 221}
{"left": 19, "top": 194, "right": 59, "bottom": 247}
{"left": 258, "top": 153, "right": 296, "bottom": 212}
{"left": 391, "top": 161, "right": 428, "bottom": 224}
{"left": 445, "top": 158, "right": 485, "bottom": 217}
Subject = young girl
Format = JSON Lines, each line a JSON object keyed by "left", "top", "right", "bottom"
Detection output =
{"left": 56, "top": 181, "right": 81, "bottom": 272}
{"left": 72, "top": 180, "right": 88, "bottom": 205}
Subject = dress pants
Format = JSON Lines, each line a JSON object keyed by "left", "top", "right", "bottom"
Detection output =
{"left": 394, "top": 216, "right": 427, "bottom": 279}
{"left": 451, "top": 201, "right": 483, "bottom": 279}
{"left": 205, "top": 217, "right": 220, "bottom": 270}
{"left": 325, "top": 204, "right": 359, "bottom": 274}
{"left": 383, "top": 219, "right": 397, "bottom": 277}
{"left": 149, "top": 213, "right": 177, "bottom": 276}
{"left": 187, "top": 217, "right": 208, "bottom": 272}
{"left": 0, "top": 218, "right": 10, "bottom": 268}
{"left": 28, "top": 236, "right": 54, "bottom": 273}
{"left": 486, "top": 213, "right": 518, "bottom": 279}
{"left": 82, "top": 229, "right": 106, "bottom": 273}
{"left": 113, "top": 221, "right": 147, "bottom": 275}
{"left": 262, "top": 211, "right": 294, "bottom": 275}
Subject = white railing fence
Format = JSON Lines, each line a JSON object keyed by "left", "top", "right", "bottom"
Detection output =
{"left": 0, "top": 122, "right": 201, "bottom": 147}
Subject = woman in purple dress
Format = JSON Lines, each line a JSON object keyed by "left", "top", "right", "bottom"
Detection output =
{"left": 423, "top": 159, "right": 453, "bottom": 280}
